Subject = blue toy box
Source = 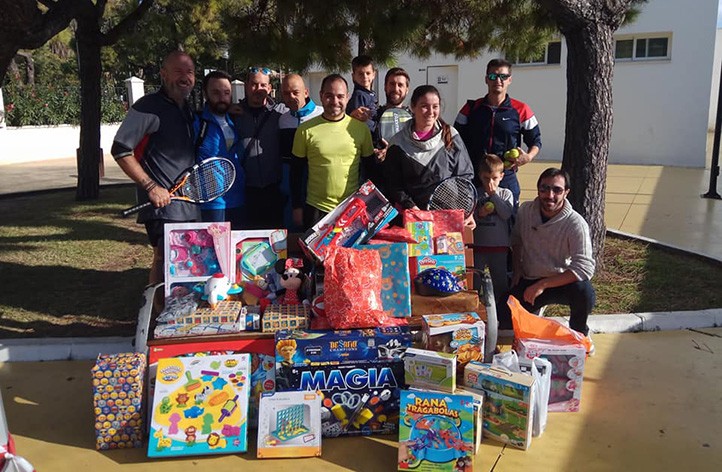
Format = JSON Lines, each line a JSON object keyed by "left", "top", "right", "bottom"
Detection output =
{"left": 398, "top": 390, "right": 475, "bottom": 471}
{"left": 274, "top": 327, "right": 412, "bottom": 368}
{"left": 275, "top": 359, "right": 406, "bottom": 437}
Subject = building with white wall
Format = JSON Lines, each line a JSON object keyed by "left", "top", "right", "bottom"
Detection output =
{"left": 307, "top": 0, "right": 720, "bottom": 168}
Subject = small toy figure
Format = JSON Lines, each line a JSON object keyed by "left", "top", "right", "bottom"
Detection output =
{"left": 184, "top": 425, "right": 197, "bottom": 446}
{"left": 202, "top": 273, "right": 243, "bottom": 309}
{"left": 268, "top": 258, "right": 309, "bottom": 305}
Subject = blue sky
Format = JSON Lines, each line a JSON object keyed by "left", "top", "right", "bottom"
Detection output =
{"left": 718, "top": 0, "right": 722, "bottom": 27}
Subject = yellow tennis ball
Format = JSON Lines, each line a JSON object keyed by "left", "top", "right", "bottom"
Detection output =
{"left": 483, "top": 201, "right": 495, "bottom": 212}
{"left": 504, "top": 148, "right": 520, "bottom": 160}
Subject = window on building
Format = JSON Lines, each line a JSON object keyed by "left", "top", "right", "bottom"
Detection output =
{"left": 511, "top": 41, "right": 562, "bottom": 66}
{"left": 614, "top": 34, "right": 670, "bottom": 61}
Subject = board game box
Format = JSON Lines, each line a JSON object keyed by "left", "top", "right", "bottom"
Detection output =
{"left": 403, "top": 347, "right": 457, "bottom": 393}
{"left": 422, "top": 313, "right": 485, "bottom": 370}
{"left": 257, "top": 390, "right": 322, "bottom": 458}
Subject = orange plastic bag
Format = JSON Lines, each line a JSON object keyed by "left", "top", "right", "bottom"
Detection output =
{"left": 508, "top": 295, "right": 592, "bottom": 353}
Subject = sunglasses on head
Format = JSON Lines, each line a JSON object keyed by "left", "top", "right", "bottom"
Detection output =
{"left": 487, "top": 73, "right": 511, "bottom": 82}
{"left": 249, "top": 67, "right": 271, "bottom": 75}
{"left": 538, "top": 184, "right": 566, "bottom": 195}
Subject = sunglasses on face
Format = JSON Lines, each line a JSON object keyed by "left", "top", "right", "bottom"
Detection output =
{"left": 538, "top": 184, "right": 566, "bottom": 195}
{"left": 487, "top": 73, "right": 511, "bottom": 82}
{"left": 249, "top": 67, "right": 271, "bottom": 75}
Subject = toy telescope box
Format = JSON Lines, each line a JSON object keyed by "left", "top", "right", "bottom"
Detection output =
{"left": 463, "top": 362, "right": 535, "bottom": 451}
{"left": 147, "top": 354, "right": 251, "bottom": 458}
{"left": 275, "top": 359, "right": 406, "bottom": 437}
{"left": 257, "top": 390, "right": 322, "bottom": 459}
{"left": 421, "top": 313, "right": 485, "bottom": 369}
{"left": 514, "top": 338, "right": 586, "bottom": 412}
{"left": 398, "top": 390, "right": 475, "bottom": 471}
{"left": 300, "top": 180, "right": 398, "bottom": 263}
{"left": 274, "top": 328, "right": 412, "bottom": 368}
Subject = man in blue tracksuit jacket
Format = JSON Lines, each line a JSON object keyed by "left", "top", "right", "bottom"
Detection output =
{"left": 455, "top": 58, "right": 542, "bottom": 211}
{"left": 194, "top": 70, "right": 245, "bottom": 228}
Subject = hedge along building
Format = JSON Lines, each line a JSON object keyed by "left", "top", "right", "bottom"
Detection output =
{"left": 304, "top": 0, "right": 720, "bottom": 168}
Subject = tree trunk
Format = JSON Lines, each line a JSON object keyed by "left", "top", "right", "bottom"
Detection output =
{"left": 560, "top": 23, "right": 616, "bottom": 267}
{"left": 75, "top": 12, "right": 102, "bottom": 200}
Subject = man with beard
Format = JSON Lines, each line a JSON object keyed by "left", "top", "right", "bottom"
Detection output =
{"left": 290, "top": 74, "right": 374, "bottom": 230}
{"left": 194, "top": 70, "right": 244, "bottom": 228}
{"left": 501, "top": 168, "right": 596, "bottom": 344}
{"left": 112, "top": 50, "right": 199, "bottom": 284}
{"left": 235, "top": 67, "right": 287, "bottom": 229}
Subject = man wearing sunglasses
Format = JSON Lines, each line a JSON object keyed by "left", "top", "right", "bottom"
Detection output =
{"left": 454, "top": 58, "right": 542, "bottom": 211}
{"left": 234, "top": 67, "right": 288, "bottom": 229}
{"left": 501, "top": 168, "right": 596, "bottom": 347}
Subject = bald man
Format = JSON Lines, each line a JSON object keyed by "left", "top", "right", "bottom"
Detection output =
{"left": 279, "top": 74, "right": 323, "bottom": 229}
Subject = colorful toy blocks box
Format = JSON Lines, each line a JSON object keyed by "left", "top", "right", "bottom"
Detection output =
{"left": 403, "top": 347, "right": 457, "bottom": 393}
{"left": 421, "top": 313, "right": 485, "bottom": 369}
{"left": 275, "top": 359, "right": 406, "bottom": 437}
{"left": 233, "top": 229, "right": 287, "bottom": 286}
{"left": 398, "top": 390, "right": 475, "bottom": 471}
{"left": 274, "top": 327, "right": 412, "bottom": 367}
{"left": 148, "top": 338, "right": 275, "bottom": 428}
{"left": 92, "top": 353, "right": 145, "bottom": 451}
{"left": 153, "top": 321, "right": 244, "bottom": 339}
{"left": 148, "top": 354, "right": 251, "bottom": 458}
{"left": 301, "top": 180, "right": 398, "bottom": 263}
{"left": 463, "top": 362, "right": 535, "bottom": 451}
{"left": 164, "top": 222, "right": 233, "bottom": 297}
{"left": 406, "top": 221, "right": 434, "bottom": 257}
{"left": 360, "top": 243, "right": 412, "bottom": 317}
{"left": 514, "top": 338, "right": 586, "bottom": 412}
{"left": 257, "top": 390, "right": 322, "bottom": 458}
{"left": 262, "top": 304, "right": 310, "bottom": 333}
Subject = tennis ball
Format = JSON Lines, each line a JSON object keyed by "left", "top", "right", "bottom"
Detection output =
{"left": 483, "top": 201, "right": 495, "bottom": 212}
{"left": 503, "top": 160, "right": 514, "bottom": 169}
{"left": 504, "top": 148, "right": 520, "bottom": 160}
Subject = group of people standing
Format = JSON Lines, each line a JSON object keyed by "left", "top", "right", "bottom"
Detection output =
{"left": 111, "top": 51, "right": 595, "bottom": 341}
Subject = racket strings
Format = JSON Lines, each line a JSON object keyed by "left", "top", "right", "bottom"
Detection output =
{"left": 184, "top": 160, "right": 235, "bottom": 202}
{"left": 429, "top": 179, "right": 476, "bottom": 216}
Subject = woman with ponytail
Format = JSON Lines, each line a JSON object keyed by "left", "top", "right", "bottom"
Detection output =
{"left": 385, "top": 85, "right": 475, "bottom": 227}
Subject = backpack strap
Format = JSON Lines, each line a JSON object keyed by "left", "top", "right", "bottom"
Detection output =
{"left": 194, "top": 112, "right": 209, "bottom": 154}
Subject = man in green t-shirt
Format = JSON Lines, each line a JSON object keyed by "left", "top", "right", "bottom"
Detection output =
{"left": 290, "top": 74, "right": 375, "bottom": 230}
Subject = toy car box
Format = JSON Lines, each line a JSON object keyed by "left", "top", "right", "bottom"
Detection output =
{"left": 257, "top": 390, "right": 322, "bottom": 458}
{"left": 148, "top": 354, "right": 251, "bottom": 458}
{"left": 463, "top": 362, "right": 535, "bottom": 451}
{"left": 421, "top": 313, "right": 485, "bottom": 369}
{"left": 403, "top": 347, "right": 457, "bottom": 393}
{"left": 275, "top": 359, "right": 406, "bottom": 437}
{"left": 398, "top": 390, "right": 475, "bottom": 471}
{"left": 274, "top": 327, "right": 412, "bottom": 367}
{"left": 92, "top": 352, "right": 146, "bottom": 450}
{"left": 514, "top": 337, "right": 586, "bottom": 412}
{"left": 300, "top": 180, "right": 398, "bottom": 263}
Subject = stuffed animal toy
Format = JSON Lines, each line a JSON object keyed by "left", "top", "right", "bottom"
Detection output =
{"left": 274, "top": 258, "right": 309, "bottom": 305}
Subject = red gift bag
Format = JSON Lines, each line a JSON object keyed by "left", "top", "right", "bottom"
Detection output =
{"left": 403, "top": 209, "right": 465, "bottom": 237}
{"left": 324, "top": 247, "right": 387, "bottom": 328}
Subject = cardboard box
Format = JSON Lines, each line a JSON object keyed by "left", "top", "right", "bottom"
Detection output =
{"left": 406, "top": 221, "right": 433, "bottom": 257}
{"left": 257, "top": 391, "right": 322, "bottom": 458}
{"left": 514, "top": 338, "right": 586, "bottom": 412}
{"left": 169, "top": 300, "right": 244, "bottom": 326}
{"left": 164, "top": 222, "right": 233, "bottom": 297}
{"left": 360, "top": 243, "right": 412, "bottom": 317}
{"left": 421, "top": 313, "right": 485, "bottom": 369}
{"left": 300, "top": 180, "right": 398, "bottom": 263}
{"left": 148, "top": 354, "right": 251, "bottom": 457}
{"left": 463, "top": 362, "right": 535, "bottom": 450}
{"left": 274, "top": 327, "right": 412, "bottom": 367}
{"left": 232, "top": 229, "right": 287, "bottom": 286}
{"left": 398, "top": 390, "right": 475, "bottom": 471}
{"left": 92, "top": 353, "right": 146, "bottom": 450}
{"left": 153, "top": 321, "right": 243, "bottom": 339}
{"left": 275, "top": 359, "right": 406, "bottom": 437}
{"left": 403, "top": 347, "right": 457, "bottom": 393}
{"left": 434, "top": 232, "right": 465, "bottom": 255}
{"left": 262, "top": 304, "right": 310, "bottom": 333}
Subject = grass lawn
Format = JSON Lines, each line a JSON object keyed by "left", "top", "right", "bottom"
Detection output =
{"left": 0, "top": 185, "right": 721, "bottom": 338}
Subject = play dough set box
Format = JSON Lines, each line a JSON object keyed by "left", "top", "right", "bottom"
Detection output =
{"left": 257, "top": 390, "right": 322, "bottom": 459}
{"left": 92, "top": 352, "right": 146, "bottom": 450}
{"left": 398, "top": 390, "right": 475, "bottom": 471}
{"left": 421, "top": 313, "right": 485, "bottom": 370}
{"left": 148, "top": 354, "right": 251, "bottom": 458}
{"left": 275, "top": 359, "right": 406, "bottom": 438}
{"left": 274, "top": 328, "right": 412, "bottom": 367}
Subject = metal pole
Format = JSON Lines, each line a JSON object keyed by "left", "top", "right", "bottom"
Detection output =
{"left": 703, "top": 57, "right": 722, "bottom": 199}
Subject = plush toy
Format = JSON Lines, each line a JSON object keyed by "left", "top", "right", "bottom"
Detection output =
{"left": 274, "top": 258, "right": 309, "bottom": 305}
{"left": 201, "top": 273, "right": 243, "bottom": 309}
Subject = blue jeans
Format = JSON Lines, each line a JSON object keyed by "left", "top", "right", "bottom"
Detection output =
{"left": 500, "top": 278, "right": 596, "bottom": 335}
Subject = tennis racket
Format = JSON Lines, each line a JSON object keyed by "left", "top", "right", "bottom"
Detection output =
{"left": 378, "top": 107, "right": 412, "bottom": 144}
{"left": 427, "top": 176, "right": 477, "bottom": 219}
{"left": 121, "top": 157, "right": 236, "bottom": 217}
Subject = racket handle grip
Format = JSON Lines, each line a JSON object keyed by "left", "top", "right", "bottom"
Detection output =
{"left": 121, "top": 201, "right": 152, "bottom": 217}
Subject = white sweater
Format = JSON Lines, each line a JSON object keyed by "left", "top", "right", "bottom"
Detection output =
{"left": 511, "top": 198, "right": 595, "bottom": 281}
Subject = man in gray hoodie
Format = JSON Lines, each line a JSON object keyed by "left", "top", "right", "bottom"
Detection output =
{"left": 503, "top": 167, "right": 596, "bottom": 336}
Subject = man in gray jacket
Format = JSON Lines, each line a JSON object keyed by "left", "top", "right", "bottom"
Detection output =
{"left": 235, "top": 67, "right": 288, "bottom": 228}
{"left": 504, "top": 167, "right": 596, "bottom": 337}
